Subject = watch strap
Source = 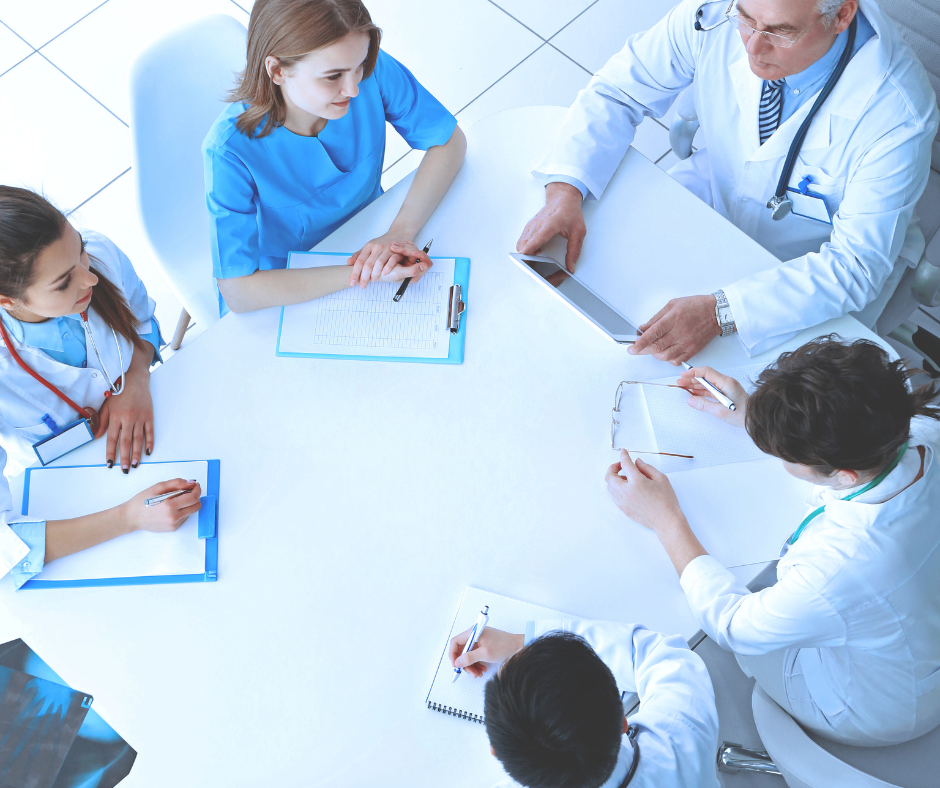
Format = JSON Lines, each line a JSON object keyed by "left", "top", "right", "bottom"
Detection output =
{"left": 712, "top": 289, "right": 735, "bottom": 338}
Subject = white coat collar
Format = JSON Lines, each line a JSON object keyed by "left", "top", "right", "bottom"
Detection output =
{"left": 730, "top": 0, "right": 893, "bottom": 163}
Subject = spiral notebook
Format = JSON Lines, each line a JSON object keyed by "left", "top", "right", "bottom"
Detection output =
{"left": 426, "top": 587, "right": 575, "bottom": 724}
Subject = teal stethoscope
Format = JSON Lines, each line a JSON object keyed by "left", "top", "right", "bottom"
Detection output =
{"left": 693, "top": 0, "right": 857, "bottom": 221}
{"left": 779, "top": 443, "right": 909, "bottom": 557}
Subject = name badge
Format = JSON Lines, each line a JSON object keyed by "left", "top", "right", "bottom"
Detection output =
{"left": 787, "top": 176, "right": 832, "bottom": 225}
{"left": 33, "top": 417, "right": 94, "bottom": 466}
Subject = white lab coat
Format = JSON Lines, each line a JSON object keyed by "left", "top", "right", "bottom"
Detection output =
{"left": 0, "top": 231, "right": 158, "bottom": 580}
{"left": 491, "top": 621, "right": 719, "bottom": 788}
{"left": 535, "top": 0, "right": 939, "bottom": 355}
{"left": 680, "top": 417, "right": 940, "bottom": 745}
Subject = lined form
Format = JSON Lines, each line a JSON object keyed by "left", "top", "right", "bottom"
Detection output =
{"left": 277, "top": 253, "right": 456, "bottom": 359}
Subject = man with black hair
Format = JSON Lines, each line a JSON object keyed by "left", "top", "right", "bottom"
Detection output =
{"left": 448, "top": 620, "right": 719, "bottom": 788}
{"left": 606, "top": 335, "right": 940, "bottom": 746}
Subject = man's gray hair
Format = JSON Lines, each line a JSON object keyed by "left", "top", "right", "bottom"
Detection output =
{"left": 816, "top": 0, "right": 846, "bottom": 25}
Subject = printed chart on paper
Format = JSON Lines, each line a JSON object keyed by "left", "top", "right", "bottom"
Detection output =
{"left": 278, "top": 254, "right": 456, "bottom": 359}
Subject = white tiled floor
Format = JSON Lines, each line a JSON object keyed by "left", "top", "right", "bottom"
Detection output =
{"left": 0, "top": 0, "right": 684, "bottom": 357}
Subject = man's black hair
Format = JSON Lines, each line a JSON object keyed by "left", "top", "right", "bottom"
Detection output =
{"left": 484, "top": 632, "right": 624, "bottom": 788}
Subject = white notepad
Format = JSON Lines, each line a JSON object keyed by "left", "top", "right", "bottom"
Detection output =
{"left": 25, "top": 461, "right": 209, "bottom": 581}
{"left": 638, "top": 363, "right": 769, "bottom": 473}
{"left": 278, "top": 252, "right": 456, "bottom": 359}
{"left": 426, "top": 587, "right": 575, "bottom": 724}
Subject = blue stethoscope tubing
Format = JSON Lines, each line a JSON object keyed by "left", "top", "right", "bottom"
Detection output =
{"left": 694, "top": 1, "right": 857, "bottom": 220}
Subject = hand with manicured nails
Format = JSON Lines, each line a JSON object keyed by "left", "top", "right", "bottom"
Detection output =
{"left": 516, "top": 182, "right": 587, "bottom": 273}
{"left": 676, "top": 366, "right": 748, "bottom": 428}
{"left": 448, "top": 626, "right": 525, "bottom": 678}
{"left": 95, "top": 343, "right": 154, "bottom": 473}
{"left": 346, "top": 236, "right": 433, "bottom": 288}
{"left": 120, "top": 479, "right": 202, "bottom": 533}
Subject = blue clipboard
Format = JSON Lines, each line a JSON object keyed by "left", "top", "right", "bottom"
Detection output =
{"left": 275, "top": 252, "right": 469, "bottom": 364}
{"left": 18, "top": 460, "right": 220, "bottom": 590}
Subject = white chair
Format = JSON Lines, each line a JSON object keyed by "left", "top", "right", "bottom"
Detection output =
{"left": 668, "top": 1, "right": 940, "bottom": 373}
{"left": 127, "top": 14, "right": 247, "bottom": 349}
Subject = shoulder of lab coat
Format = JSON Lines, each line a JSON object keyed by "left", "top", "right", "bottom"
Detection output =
{"left": 83, "top": 230, "right": 159, "bottom": 333}
{"left": 529, "top": 620, "right": 720, "bottom": 788}
{"left": 533, "top": 0, "right": 704, "bottom": 199}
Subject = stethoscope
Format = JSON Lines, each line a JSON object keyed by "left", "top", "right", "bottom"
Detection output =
{"left": 80, "top": 310, "right": 125, "bottom": 397}
{"left": 694, "top": 0, "right": 857, "bottom": 220}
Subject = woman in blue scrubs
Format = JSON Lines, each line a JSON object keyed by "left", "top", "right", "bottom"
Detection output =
{"left": 203, "top": 0, "right": 466, "bottom": 314}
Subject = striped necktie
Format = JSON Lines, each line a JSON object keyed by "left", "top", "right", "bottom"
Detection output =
{"left": 758, "top": 78, "right": 785, "bottom": 145}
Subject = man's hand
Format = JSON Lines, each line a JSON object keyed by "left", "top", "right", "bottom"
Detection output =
{"left": 448, "top": 627, "right": 525, "bottom": 678}
{"left": 630, "top": 295, "right": 720, "bottom": 364}
{"left": 516, "top": 182, "right": 586, "bottom": 272}
{"left": 677, "top": 366, "right": 748, "bottom": 428}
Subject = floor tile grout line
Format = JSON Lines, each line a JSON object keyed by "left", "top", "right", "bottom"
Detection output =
{"left": 229, "top": 0, "right": 250, "bottom": 15}
{"left": 485, "top": 1, "right": 547, "bottom": 42}
{"left": 0, "top": 51, "right": 35, "bottom": 81}
{"left": 0, "top": 19, "right": 39, "bottom": 52}
{"left": 33, "top": 0, "right": 111, "bottom": 51}
{"left": 547, "top": 0, "right": 602, "bottom": 43}
{"left": 68, "top": 167, "right": 131, "bottom": 214}
{"left": 654, "top": 149, "right": 673, "bottom": 165}
{"left": 381, "top": 42, "right": 547, "bottom": 176}
{"left": 545, "top": 41, "right": 592, "bottom": 77}
{"left": 38, "top": 52, "right": 128, "bottom": 127}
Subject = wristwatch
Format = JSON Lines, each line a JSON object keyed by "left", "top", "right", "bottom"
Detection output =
{"left": 712, "top": 289, "right": 736, "bottom": 337}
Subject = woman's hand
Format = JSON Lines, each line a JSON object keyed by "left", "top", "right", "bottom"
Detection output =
{"left": 346, "top": 236, "right": 432, "bottom": 288}
{"left": 676, "top": 366, "right": 748, "bottom": 428}
{"left": 119, "top": 479, "right": 202, "bottom": 533}
{"left": 95, "top": 345, "right": 154, "bottom": 471}
{"left": 448, "top": 626, "right": 524, "bottom": 678}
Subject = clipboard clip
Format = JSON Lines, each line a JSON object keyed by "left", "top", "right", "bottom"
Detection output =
{"left": 447, "top": 284, "right": 465, "bottom": 334}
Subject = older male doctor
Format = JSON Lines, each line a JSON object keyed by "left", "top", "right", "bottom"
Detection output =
{"left": 518, "top": 0, "right": 939, "bottom": 360}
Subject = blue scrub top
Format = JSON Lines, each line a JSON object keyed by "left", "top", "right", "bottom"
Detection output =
{"left": 203, "top": 49, "right": 457, "bottom": 313}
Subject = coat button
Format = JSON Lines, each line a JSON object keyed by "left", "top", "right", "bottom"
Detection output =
{"left": 91, "top": 372, "right": 98, "bottom": 378}
{"left": 22, "top": 561, "right": 29, "bottom": 570}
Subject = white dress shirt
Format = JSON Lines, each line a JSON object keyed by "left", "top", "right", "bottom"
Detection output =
{"left": 534, "top": 0, "right": 939, "bottom": 355}
{"left": 492, "top": 621, "right": 719, "bottom": 788}
{"left": 680, "top": 417, "right": 940, "bottom": 744}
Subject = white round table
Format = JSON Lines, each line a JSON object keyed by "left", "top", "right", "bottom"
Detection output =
{"left": 3, "top": 106, "right": 885, "bottom": 788}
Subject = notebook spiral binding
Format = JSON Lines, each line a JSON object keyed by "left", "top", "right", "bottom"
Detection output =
{"left": 427, "top": 700, "right": 484, "bottom": 724}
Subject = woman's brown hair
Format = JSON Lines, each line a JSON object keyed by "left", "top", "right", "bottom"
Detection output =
{"left": 229, "top": 0, "right": 382, "bottom": 138}
{"left": 745, "top": 334, "right": 940, "bottom": 476}
{"left": 0, "top": 187, "right": 147, "bottom": 353}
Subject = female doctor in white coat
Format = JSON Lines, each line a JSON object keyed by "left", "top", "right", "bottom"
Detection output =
{"left": 518, "top": 0, "right": 939, "bottom": 361}
{"left": 0, "top": 187, "right": 201, "bottom": 588}
{"left": 606, "top": 335, "right": 940, "bottom": 746}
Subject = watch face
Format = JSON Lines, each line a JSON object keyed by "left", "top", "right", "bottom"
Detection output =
{"left": 718, "top": 306, "right": 734, "bottom": 324}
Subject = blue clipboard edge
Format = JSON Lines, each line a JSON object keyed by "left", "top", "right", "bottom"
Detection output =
{"left": 18, "top": 459, "right": 220, "bottom": 590}
{"left": 275, "top": 252, "right": 469, "bottom": 365}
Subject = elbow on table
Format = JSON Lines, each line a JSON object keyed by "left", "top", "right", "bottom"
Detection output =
{"left": 216, "top": 275, "right": 257, "bottom": 314}
{"left": 445, "top": 124, "right": 467, "bottom": 164}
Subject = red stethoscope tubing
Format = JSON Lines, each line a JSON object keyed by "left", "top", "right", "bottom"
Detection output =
{"left": 0, "top": 317, "right": 98, "bottom": 423}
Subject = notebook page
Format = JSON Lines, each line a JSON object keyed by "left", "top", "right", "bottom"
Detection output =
{"left": 278, "top": 253, "right": 456, "bottom": 359}
{"left": 26, "top": 461, "right": 209, "bottom": 580}
{"left": 427, "top": 587, "right": 576, "bottom": 723}
{"left": 639, "top": 363, "right": 769, "bottom": 473}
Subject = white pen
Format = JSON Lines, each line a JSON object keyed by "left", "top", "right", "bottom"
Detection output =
{"left": 453, "top": 605, "right": 489, "bottom": 682}
{"left": 682, "top": 362, "right": 737, "bottom": 411}
{"left": 145, "top": 485, "right": 196, "bottom": 507}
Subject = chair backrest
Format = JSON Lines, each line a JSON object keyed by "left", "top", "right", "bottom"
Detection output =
{"left": 128, "top": 14, "right": 247, "bottom": 332}
{"left": 877, "top": 0, "right": 940, "bottom": 170}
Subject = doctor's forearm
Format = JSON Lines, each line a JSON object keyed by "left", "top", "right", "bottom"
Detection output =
{"left": 653, "top": 514, "right": 708, "bottom": 577}
{"left": 217, "top": 266, "right": 352, "bottom": 313}
{"left": 389, "top": 126, "right": 466, "bottom": 239}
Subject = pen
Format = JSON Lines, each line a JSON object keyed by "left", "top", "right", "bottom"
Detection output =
{"left": 453, "top": 604, "right": 489, "bottom": 682}
{"left": 145, "top": 486, "right": 196, "bottom": 507}
{"left": 682, "top": 362, "right": 736, "bottom": 411}
{"left": 393, "top": 239, "right": 433, "bottom": 302}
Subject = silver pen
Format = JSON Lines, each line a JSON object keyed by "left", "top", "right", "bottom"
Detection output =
{"left": 682, "top": 362, "right": 736, "bottom": 411}
{"left": 145, "top": 487, "right": 195, "bottom": 507}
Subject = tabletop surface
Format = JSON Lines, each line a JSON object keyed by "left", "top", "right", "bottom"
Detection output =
{"left": 2, "top": 106, "right": 883, "bottom": 788}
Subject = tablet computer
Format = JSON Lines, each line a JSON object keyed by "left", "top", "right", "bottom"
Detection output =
{"left": 508, "top": 253, "right": 639, "bottom": 344}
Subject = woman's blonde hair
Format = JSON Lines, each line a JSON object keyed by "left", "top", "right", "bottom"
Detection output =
{"left": 229, "top": 0, "right": 381, "bottom": 138}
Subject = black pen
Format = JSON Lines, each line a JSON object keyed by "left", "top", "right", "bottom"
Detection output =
{"left": 393, "top": 239, "right": 433, "bottom": 302}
